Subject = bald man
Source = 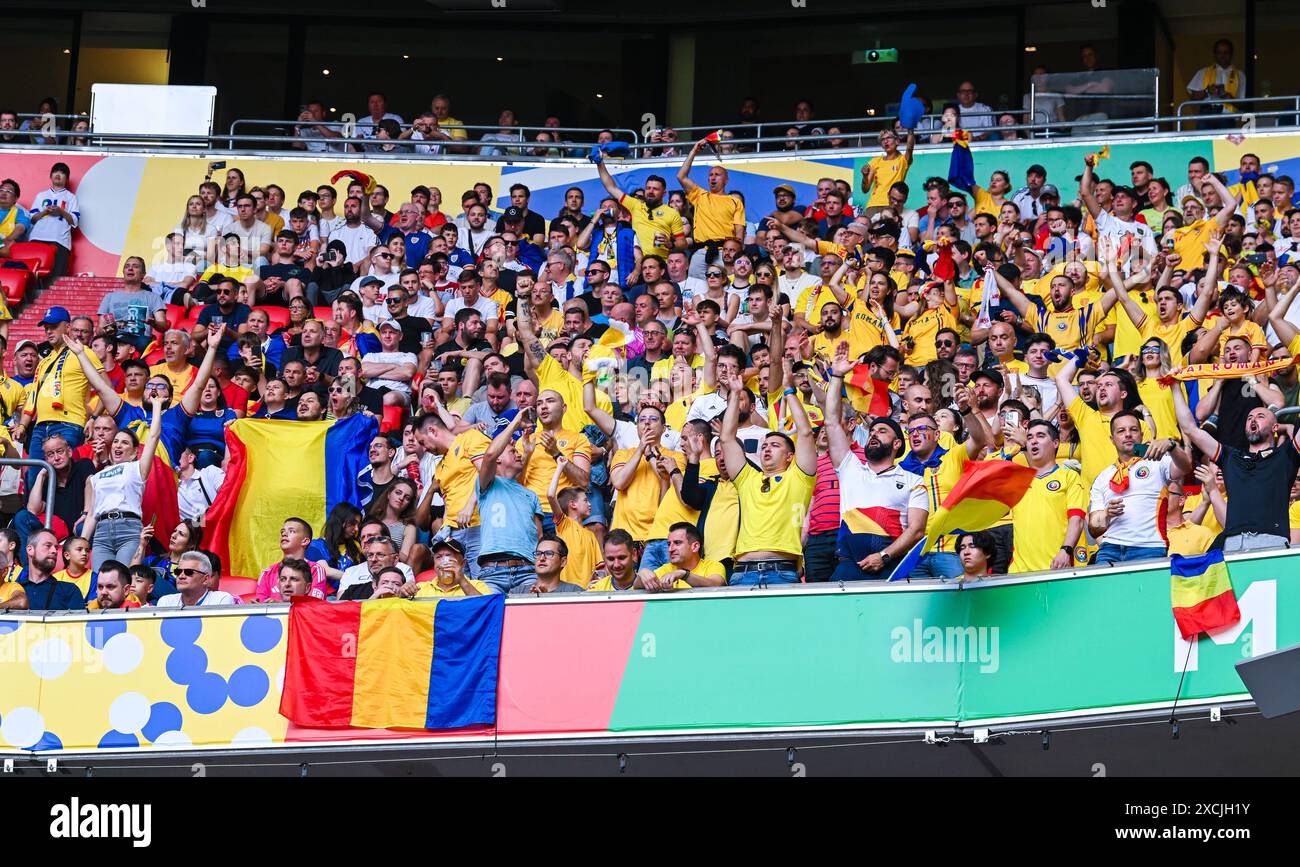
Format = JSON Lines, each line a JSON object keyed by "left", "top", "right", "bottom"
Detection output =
{"left": 677, "top": 136, "right": 745, "bottom": 278}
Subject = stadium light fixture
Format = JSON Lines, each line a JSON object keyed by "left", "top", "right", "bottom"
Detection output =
{"left": 1025, "top": 46, "right": 1038, "bottom": 52}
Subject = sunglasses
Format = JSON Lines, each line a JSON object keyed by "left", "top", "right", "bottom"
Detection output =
{"left": 1141, "top": 347, "right": 1161, "bottom": 355}
{"left": 385, "top": 297, "right": 405, "bottom": 304}
{"left": 176, "top": 567, "right": 207, "bottom": 577}
{"left": 504, "top": 240, "right": 519, "bottom": 247}
{"left": 378, "top": 253, "right": 394, "bottom": 260}
{"left": 936, "top": 340, "right": 955, "bottom": 348}
{"left": 706, "top": 271, "right": 726, "bottom": 278}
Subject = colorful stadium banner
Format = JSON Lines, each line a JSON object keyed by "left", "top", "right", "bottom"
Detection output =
{"left": 3, "top": 127, "right": 1298, "bottom": 279}
{"left": 279, "top": 595, "right": 505, "bottom": 729}
{"left": 2, "top": 550, "right": 1296, "bottom": 754}
{"left": 1171, "top": 550, "right": 1241, "bottom": 640}
{"left": 203, "top": 415, "right": 377, "bottom": 579}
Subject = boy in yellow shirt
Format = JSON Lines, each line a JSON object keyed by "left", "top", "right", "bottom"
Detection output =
{"left": 548, "top": 464, "right": 602, "bottom": 589}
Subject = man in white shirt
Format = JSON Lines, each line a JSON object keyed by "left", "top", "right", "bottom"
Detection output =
{"left": 356, "top": 92, "right": 404, "bottom": 141}
{"left": 199, "top": 182, "right": 233, "bottom": 232}
{"left": 1081, "top": 155, "right": 1157, "bottom": 271}
{"left": 26, "top": 161, "right": 79, "bottom": 281}
{"left": 348, "top": 246, "right": 400, "bottom": 296}
{"left": 955, "top": 81, "right": 995, "bottom": 140}
{"left": 457, "top": 202, "right": 494, "bottom": 259}
{"left": 1087, "top": 410, "right": 1190, "bottom": 567}
{"left": 666, "top": 250, "right": 706, "bottom": 304}
{"left": 175, "top": 447, "right": 226, "bottom": 522}
{"left": 1013, "top": 333, "right": 1061, "bottom": 419}
{"left": 337, "top": 534, "right": 416, "bottom": 596}
{"left": 361, "top": 321, "right": 418, "bottom": 404}
{"left": 1185, "top": 40, "right": 1246, "bottom": 116}
{"left": 332, "top": 195, "right": 378, "bottom": 267}
{"left": 1011, "top": 164, "right": 1050, "bottom": 224}
{"left": 228, "top": 193, "right": 273, "bottom": 267}
{"left": 156, "top": 551, "right": 237, "bottom": 607}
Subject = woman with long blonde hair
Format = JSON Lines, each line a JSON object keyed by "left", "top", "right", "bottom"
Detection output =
{"left": 1134, "top": 337, "right": 1179, "bottom": 441}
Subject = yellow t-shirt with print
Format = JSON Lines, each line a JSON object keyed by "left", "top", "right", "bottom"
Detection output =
{"left": 436, "top": 429, "right": 491, "bottom": 528}
{"left": 685, "top": 187, "right": 743, "bottom": 243}
{"left": 610, "top": 447, "right": 670, "bottom": 543}
{"left": 732, "top": 462, "right": 814, "bottom": 560}
{"left": 1068, "top": 397, "right": 1153, "bottom": 487}
{"left": 1217, "top": 319, "right": 1267, "bottom": 356}
{"left": 518, "top": 427, "right": 591, "bottom": 515}
{"left": 554, "top": 511, "right": 603, "bottom": 589}
{"left": 1142, "top": 313, "right": 1201, "bottom": 368}
{"left": 902, "top": 303, "right": 958, "bottom": 367}
{"left": 867, "top": 154, "right": 910, "bottom": 208}
{"left": 1169, "top": 218, "right": 1215, "bottom": 272}
{"left": 1009, "top": 464, "right": 1087, "bottom": 574}
{"left": 0, "top": 373, "right": 27, "bottom": 420}
{"left": 620, "top": 193, "right": 685, "bottom": 258}
{"left": 24, "top": 347, "right": 102, "bottom": 428}
{"left": 1167, "top": 521, "right": 1217, "bottom": 557}
{"left": 537, "top": 354, "right": 612, "bottom": 431}
{"left": 653, "top": 558, "right": 726, "bottom": 590}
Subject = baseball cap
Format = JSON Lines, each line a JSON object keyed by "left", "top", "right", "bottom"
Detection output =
{"left": 1039, "top": 184, "right": 1060, "bottom": 198}
{"left": 869, "top": 220, "right": 901, "bottom": 240}
{"left": 868, "top": 416, "right": 905, "bottom": 442}
{"left": 14, "top": 339, "right": 36, "bottom": 353}
{"left": 971, "top": 368, "right": 1005, "bottom": 389}
{"left": 40, "top": 306, "right": 70, "bottom": 326}
{"left": 1027, "top": 163, "right": 1047, "bottom": 177}
{"left": 357, "top": 276, "right": 383, "bottom": 288}
{"left": 432, "top": 538, "right": 466, "bottom": 559}
{"left": 1110, "top": 185, "right": 1137, "bottom": 201}
{"left": 773, "top": 183, "right": 796, "bottom": 197}
{"left": 378, "top": 319, "right": 402, "bottom": 332}
{"left": 503, "top": 205, "right": 525, "bottom": 222}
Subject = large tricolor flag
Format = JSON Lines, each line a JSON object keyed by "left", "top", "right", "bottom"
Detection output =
{"left": 202, "top": 415, "right": 377, "bottom": 580}
{"left": 889, "top": 459, "right": 1036, "bottom": 581}
{"left": 947, "top": 128, "right": 976, "bottom": 193}
{"left": 844, "top": 364, "right": 893, "bottom": 416}
{"left": 1170, "top": 550, "right": 1241, "bottom": 640}
{"left": 280, "top": 594, "right": 506, "bottom": 729}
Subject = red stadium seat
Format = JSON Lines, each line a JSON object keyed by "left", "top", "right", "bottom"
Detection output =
{"left": 219, "top": 576, "right": 257, "bottom": 601}
{"left": 255, "top": 305, "right": 291, "bottom": 330}
{"left": 0, "top": 267, "right": 30, "bottom": 306}
{"left": 165, "top": 304, "right": 188, "bottom": 329}
{"left": 313, "top": 306, "right": 333, "bottom": 322}
{"left": 7, "top": 242, "right": 55, "bottom": 277}
{"left": 181, "top": 307, "right": 204, "bottom": 331}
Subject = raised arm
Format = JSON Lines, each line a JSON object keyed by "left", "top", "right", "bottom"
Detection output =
{"left": 181, "top": 324, "right": 225, "bottom": 416}
{"left": 1079, "top": 155, "right": 1102, "bottom": 219}
{"left": 1204, "top": 173, "right": 1238, "bottom": 233}
{"left": 478, "top": 411, "right": 526, "bottom": 491}
{"left": 783, "top": 390, "right": 818, "bottom": 476}
{"left": 1172, "top": 377, "right": 1220, "bottom": 456}
{"left": 582, "top": 378, "right": 618, "bottom": 438}
{"left": 515, "top": 298, "right": 546, "bottom": 383}
{"left": 1268, "top": 273, "right": 1300, "bottom": 348}
{"left": 992, "top": 268, "right": 1034, "bottom": 317}
{"left": 824, "top": 341, "right": 856, "bottom": 468}
{"left": 137, "top": 396, "right": 164, "bottom": 481}
{"left": 596, "top": 159, "right": 624, "bottom": 202}
{"left": 676, "top": 140, "right": 705, "bottom": 193}
{"left": 64, "top": 336, "right": 123, "bottom": 417}
{"left": 718, "top": 375, "right": 748, "bottom": 481}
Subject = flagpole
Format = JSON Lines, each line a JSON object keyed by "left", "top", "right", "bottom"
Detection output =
{"left": 1168, "top": 638, "right": 1195, "bottom": 737}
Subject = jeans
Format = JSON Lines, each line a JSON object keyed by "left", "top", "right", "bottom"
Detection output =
{"left": 1093, "top": 543, "right": 1168, "bottom": 568}
{"left": 91, "top": 515, "right": 142, "bottom": 571}
{"left": 25, "top": 421, "right": 85, "bottom": 489}
{"left": 729, "top": 561, "right": 801, "bottom": 587}
{"left": 480, "top": 562, "right": 536, "bottom": 595}
{"left": 1223, "top": 533, "right": 1290, "bottom": 554}
{"left": 641, "top": 539, "right": 669, "bottom": 573}
{"left": 450, "top": 526, "right": 482, "bottom": 579}
{"left": 912, "top": 552, "right": 964, "bottom": 579}
{"left": 802, "top": 531, "right": 839, "bottom": 583}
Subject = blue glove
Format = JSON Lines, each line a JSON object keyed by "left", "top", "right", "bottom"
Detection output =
{"left": 1044, "top": 349, "right": 1065, "bottom": 363}
{"left": 588, "top": 145, "right": 604, "bottom": 164}
{"left": 897, "top": 83, "right": 925, "bottom": 130}
{"left": 1071, "top": 347, "right": 1091, "bottom": 367}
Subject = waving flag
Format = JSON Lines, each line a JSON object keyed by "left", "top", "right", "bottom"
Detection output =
{"left": 947, "top": 129, "right": 976, "bottom": 192}
{"left": 280, "top": 594, "right": 505, "bottom": 729}
{"left": 203, "top": 415, "right": 377, "bottom": 579}
{"left": 889, "top": 459, "right": 1035, "bottom": 582}
{"left": 844, "top": 364, "right": 894, "bottom": 416}
{"left": 971, "top": 265, "right": 1001, "bottom": 332}
{"left": 1171, "top": 550, "right": 1241, "bottom": 640}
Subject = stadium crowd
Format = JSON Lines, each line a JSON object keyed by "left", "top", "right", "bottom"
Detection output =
{"left": 3, "top": 80, "right": 1300, "bottom": 608}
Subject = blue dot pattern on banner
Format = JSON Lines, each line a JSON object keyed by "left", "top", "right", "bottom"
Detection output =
{"left": 85, "top": 619, "right": 128, "bottom": 649}
{"left": 160, "top": 617, "right": 203, "bottom": 647}
{"left": 228, "top": 665, "right": 270, "bottom": 707}
{"left": 0, "top": 621, "right": 19, "bottom": 636}
{"left": 187, "top": 672, "right": 229, "bottom": 715}
{"left": 165, "top": 644, "right": 208, "bottom": 685}
{"left": 239, "top": 615, "right": 282, "bottom": 653}
{"left": 98, "top": 730, "right": 139, "bottom": 749}
{"left": 142, "top": 702, "right": 183, "bottom": 742}
{"left": 32, "top": 732, "right": 62, "bottom": 751}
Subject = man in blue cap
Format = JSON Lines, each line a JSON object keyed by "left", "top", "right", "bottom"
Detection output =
{"left": 14, "top": 304, "right": 102, "bottom": 487}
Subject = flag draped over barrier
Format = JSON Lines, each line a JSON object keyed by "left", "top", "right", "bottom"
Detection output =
{"left": 202, "top": 415, "right": 377, "bottom": 579}
{"left": 1171, "top": 550, "right": 1241, "bottom": 640}
{"left": 279, "top": 594, "right": 506, "bottom": 729}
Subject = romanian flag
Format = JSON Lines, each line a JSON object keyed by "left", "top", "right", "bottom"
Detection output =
{"left": 279, "top": 594, "right": 505, "bottom": 729}
{"left": 925, "top": 459, "right": 1036, "bottom": 548}
{"left": 947, "top": 129, "right": 976, "bottom": 193}
{"left": 1171, "top": 550, "right": 1241, "bottom": 640}
{"left": 844, "top": 364, "right": 893, "bottom": 416}
{"left": 203, "top": 415, "right": 377, "bottom": 579}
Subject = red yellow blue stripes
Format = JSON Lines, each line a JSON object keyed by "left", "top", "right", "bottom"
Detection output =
{"left": 1171, "top": 550, "right": 1241, "bottom": 640}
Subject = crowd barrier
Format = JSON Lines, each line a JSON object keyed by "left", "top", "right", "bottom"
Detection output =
{"left": 0, "top": 127, "right": 1297, "bottom": 281}
{"left": 1, "top": 549, "right": 1295, "bottom": 755}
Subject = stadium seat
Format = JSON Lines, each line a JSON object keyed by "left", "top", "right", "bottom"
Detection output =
{"left": 0, "top": 267, "right": 30, "bottom": 305}
{"left": 181, "top": 307, "right": 204, "bottom": 331}
{"left": 8, "top": 242, "right": 55, "bottom": 278}
{"left": 165, "top": 304, "right": 188, "bottom": 329}
{"left": 219, "top": 576, "right": 257, "bottom": 601}
{"left": 255, "top": 306, "right": 291, "bottom": 330}
{"left": 313, "top": 306, "right": 333, "bottom": 322}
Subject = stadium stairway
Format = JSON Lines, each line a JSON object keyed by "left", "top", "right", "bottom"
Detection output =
{"left": 5, "top": 275, "right": 124, "bottom": 364}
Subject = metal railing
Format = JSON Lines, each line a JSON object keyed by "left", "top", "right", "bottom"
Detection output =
{"left": 227, "top": 118, "right": 639, "bottom": 151}
{"left": 0, "top": 459, "right": 55, "bottom": 529}
{"left": 1175, "top": 94, "right": 1300, "bottom": 130}
{"left": 4, "top": 106, "right": 1300, "bottom": 163}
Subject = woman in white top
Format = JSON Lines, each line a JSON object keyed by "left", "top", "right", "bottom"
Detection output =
{"left": 83, "top": 396, "right": 163, "bottom": 570}
{"left": 176, "top": 195, "right": 219, "bottom": 266}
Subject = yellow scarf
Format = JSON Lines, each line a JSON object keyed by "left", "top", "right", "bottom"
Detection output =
{"left": 1199, "top": 66, "right": 1240, "bottom": 112}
